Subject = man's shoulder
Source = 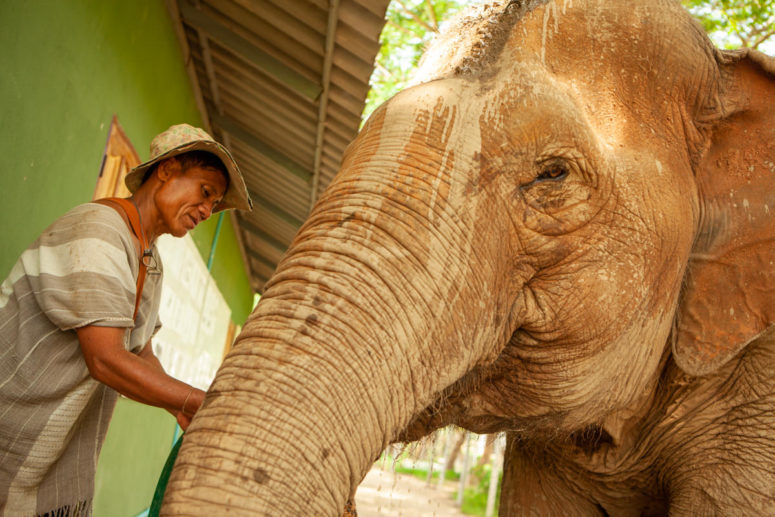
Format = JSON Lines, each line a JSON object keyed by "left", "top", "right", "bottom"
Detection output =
{"left": 37, "top": 202, "right": 131, "bottom": 248}
{"left": 59, "top": 202, "right": 127, "bottom": 230}
{"left": 69, "top": 201, "right": 124, "bottom": 219}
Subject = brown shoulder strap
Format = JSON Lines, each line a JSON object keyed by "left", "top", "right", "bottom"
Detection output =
{"left": 94, "top": 197, "right": 148, "bottom": 320}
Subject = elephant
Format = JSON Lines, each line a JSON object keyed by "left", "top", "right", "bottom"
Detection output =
{"left": 161, "top": 0, "right": 775, "bottom": 515}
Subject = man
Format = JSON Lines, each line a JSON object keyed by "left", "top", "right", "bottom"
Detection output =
{"left": 0, "top": 124, "right": 252, "bottom": 516}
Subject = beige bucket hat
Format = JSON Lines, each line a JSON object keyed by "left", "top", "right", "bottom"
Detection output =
{"left": 125, "top": 123, "right": 253, "bottom": 212}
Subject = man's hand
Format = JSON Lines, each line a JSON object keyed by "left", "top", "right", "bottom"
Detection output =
{"left": 137, "top": 340, "right": 206, "bottom": 429}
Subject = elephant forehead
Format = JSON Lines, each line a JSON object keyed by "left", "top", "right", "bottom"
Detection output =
{"left": 413, "top": 0, "right": 549, "bottom": 84}
{"left": 416, "top": 0, "right": 711, "bottom": 122}
{"left": 414, "top": 0, "right": 587, "bottom": 84}
{"left": 362, "top": 80, "right": 487, "bottom": 201}
{"left": 481, "top": 68, "right": 578, "bottom": 128}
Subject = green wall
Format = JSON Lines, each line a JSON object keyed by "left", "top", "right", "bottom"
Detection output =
{"left": 1, "top": 1, "right": 254, "bottom": 515}
{"left": 0, "top": 0, "right": 253, "bottom": 323}
{"left": 191, "top": 213, "right": 254, "bottom": 324}
{"left": 0, "top": 0, "right": 198, "bottom": 271}
{"left": 94, "top": 399, "right": 178, "bottom": 517}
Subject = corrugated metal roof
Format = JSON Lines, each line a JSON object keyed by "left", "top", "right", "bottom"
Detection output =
{"left": 166, "top": 0, "right": 390, "bottom": 292}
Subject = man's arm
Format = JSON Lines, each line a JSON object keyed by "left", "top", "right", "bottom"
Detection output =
{"left": 139, "top": 340, "right": 166, "bottom": 372}
{"left": 76, "top": 325, "right": 205, "bottom": 429}
{"left": 137, "top": 339, "right": 200, "bottom": 429}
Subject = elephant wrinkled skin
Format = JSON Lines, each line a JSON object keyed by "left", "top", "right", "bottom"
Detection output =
{"left": 162, "top": 1, "right": 775, "bottom": 515}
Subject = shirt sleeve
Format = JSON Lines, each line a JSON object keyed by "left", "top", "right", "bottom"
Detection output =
{"left": 152, "top": 317, "right": 163, "bottom": 337}
{"left": 23, "top": 204, "right": 138, "bottom": 331}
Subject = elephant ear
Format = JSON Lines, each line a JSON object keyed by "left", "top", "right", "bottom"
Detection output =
{"left": 674, "top": 48, "right": 775, "bottom": 377}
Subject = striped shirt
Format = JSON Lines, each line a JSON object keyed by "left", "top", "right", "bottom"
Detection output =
{"left": 0, "top": 203, "right": 163, "bottom": 516}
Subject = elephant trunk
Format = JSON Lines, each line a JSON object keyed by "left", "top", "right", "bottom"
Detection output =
{"left": 161, "top": 151, "right": 519, "bottom": 515}
{"left": 162, "top": 285, "right": 401, "bottom": 515}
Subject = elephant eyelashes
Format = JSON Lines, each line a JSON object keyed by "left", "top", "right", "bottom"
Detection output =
{"left": 536, "top": 162, "right": 569, "bottom": 182}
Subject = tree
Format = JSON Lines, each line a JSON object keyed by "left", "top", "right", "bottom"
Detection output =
{"left": 444, "top": 428, "right": 467, "bottom": 471}
{"left": 681, "top": 0, "right": 775, "bottom": 50}
{"left": 363, "top": 0, "right": 473, "bottom": 120}
{"left": 475, "top": 433, "right": 496, "bottom": 468}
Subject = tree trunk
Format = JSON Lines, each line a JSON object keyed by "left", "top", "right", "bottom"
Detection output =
{"left": 469, "top": 433, "right": 497, "bottom": 487}
{"left": 445, "top": 429, "right": 466, "bottom": 471}
{"left": 477, "top": 434, "right": 496, "bottom": 468}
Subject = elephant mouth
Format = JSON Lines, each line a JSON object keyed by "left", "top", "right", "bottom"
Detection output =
{"left": 395, "top": 358, "right": 520, "bottom": 441}
{"left": 398, "top": 389, "right": 577, "bottom": 444}
{"left": 395, "top": 335, "right": 581, "bottom": 443}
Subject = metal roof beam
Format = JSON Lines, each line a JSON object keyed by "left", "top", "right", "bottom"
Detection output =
{"left": 228, "top": 211, "right": 255, "bottom": 293}
{"left": 210, "top": 112, "right": 313, "bottom": 183}
{"left": 309, "top": 0, "right": 340, "bottom": 210}
{"left": 178, "top": 0, "right": 322, "bottom": 101}
{"left": 247, "top": 248, "right": 278, "bottom": 271}
{"left": 250, "top": 191, "right": 305, "bottom": 229}
{"left": 165, "top": 0, "right": 212, "bottom": 133}
{"left": 240, "top": 218, "right": 289, "bottom": 254}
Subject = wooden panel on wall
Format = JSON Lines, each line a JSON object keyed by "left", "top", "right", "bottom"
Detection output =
{"left": 93, "top": 116, "right": 140, "bottom": 199}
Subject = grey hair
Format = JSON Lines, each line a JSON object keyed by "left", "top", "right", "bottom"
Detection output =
{"left": 418, "top": 0, "right": 551, "bottom": 80}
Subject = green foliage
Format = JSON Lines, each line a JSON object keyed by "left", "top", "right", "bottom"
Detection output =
{"left": 382, "top": 447, "right": 462, "bottom": 481}
{"left": 394, "top": 463, "right": 461, "bottom": 481}
{"left": 392, "top": 461, "right": 500, "bottom": 517}
{"left": 363, "top": 0, "right": 473, "bottom": 120}
{"left": 680, "top": 0, "right": 774, "bottom": 49}
{"left": 460, "top": 486, "right": 492, "bottom": 516}
{"left": 459, "top": 464, "right": 501, "bottom": 517}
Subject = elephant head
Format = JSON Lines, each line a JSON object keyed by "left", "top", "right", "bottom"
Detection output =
{"left": 162, "top": 0, "right": 775, "bottom": 514}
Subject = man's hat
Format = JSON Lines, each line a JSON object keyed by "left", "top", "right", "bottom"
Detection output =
{"left": 125, "top": 123, "right": 252, "bottom": 212}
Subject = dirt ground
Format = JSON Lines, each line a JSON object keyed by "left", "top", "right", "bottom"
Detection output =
{"left": 354, "top": 466, "right": 468, "bottom": 517}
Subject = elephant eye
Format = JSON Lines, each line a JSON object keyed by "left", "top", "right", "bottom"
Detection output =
{"left": 536, "top": 162, "right": 569, "bottom": 182}
{"left": 518, "top": 148, "right": 603, "bottom": 235}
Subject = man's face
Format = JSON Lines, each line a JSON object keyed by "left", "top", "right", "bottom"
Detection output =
{"left": 156, "top": 163, "right": 228, "bottom": 237}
